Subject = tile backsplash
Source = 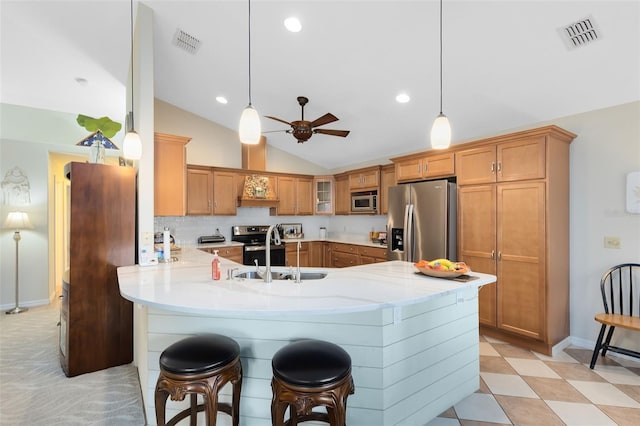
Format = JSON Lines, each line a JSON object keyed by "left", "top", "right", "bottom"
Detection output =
{"left": 155, "top": 208, "right": 386, "bottom": 246}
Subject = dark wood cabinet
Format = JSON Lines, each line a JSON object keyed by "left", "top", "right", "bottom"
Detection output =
{"left": 60, "top": 162, "right": 136, "bottom": 377}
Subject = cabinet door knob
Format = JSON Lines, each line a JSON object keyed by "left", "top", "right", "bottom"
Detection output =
{"left": 491, "top": 162, "right": 496, "bottom": 173}
{"left": 491, "top": 250, "right": 495, "bottom": 260}
{"left": 497, "top": 162, "right": 502, "bottom": 173}
{"left": 497, "top": 251, "right": 502, "bottom": 261}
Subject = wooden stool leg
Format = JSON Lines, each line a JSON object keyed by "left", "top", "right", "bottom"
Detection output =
{"left": 203, "top": 387, "right": 219, "bottom": 426}
{"left": 232, "top": 373, "right": 242, "bottom": 426}
{"left": 155, "top": 386, "right": 169, "bottom": 426}
{"left": 190, "top": 393, "right": 198, "bottom": 426}
{"left": 271, "top": 398, "right": 288, "bottom": 426}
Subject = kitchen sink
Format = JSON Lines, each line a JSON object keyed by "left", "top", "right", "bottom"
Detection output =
{"left": 234, "top": 271, "right": 327, "bottom": 281}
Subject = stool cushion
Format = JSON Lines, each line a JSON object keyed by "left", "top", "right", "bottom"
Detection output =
{"left": 160, "top": 334, "right": 240, "bottom": 375}
{"left": 272, "top": 339, "right": 351, "bottom": 386}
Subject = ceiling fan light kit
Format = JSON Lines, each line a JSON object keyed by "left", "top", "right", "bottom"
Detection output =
{"left": 239, "top": 0, "right": 261, "bottom": 145}
{"left": 265, "top": 96, "right": 350, "bottom": 143}
{"left": 430, "top": 0, "right": 451, "bottom": 150}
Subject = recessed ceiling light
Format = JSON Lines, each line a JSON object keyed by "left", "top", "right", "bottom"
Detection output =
{"left": 75, "top": 77, "right": 88, "bottom": 86}
{"left": 284, "top": 17, "right": 302, "bottom": 32}
{"left": 216, "top": 96, "right": 228, "bottom": 104}
{"left": 396, "top": 93, "right": 410, "bottom": 103}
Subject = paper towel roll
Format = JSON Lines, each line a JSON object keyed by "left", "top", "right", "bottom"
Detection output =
{"left": 163, "top": 228, "right": 171, "bottom": 262}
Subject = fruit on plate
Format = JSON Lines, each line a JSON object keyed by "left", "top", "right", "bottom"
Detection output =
{"left": 414, "top": 258, "right": 468, "bottom": 273}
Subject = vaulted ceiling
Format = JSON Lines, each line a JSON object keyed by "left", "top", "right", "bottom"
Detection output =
{"left": 2, "top": 1, "right": 638, "bottom": 169}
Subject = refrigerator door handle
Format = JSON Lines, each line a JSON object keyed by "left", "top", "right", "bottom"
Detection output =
{"left": 402, "top": 204, "right": 410, "bottom": 261}
{"left": 406, "top": 203, "right": 415, "bottom": 262}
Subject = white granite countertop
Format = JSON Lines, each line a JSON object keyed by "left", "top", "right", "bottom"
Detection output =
{"left": 117, "top": 247, "right": 495, "bottom": 317}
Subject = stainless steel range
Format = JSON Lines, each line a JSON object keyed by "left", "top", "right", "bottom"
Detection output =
{"left": 231, "top": 225, "right": 286, "bottom": 266}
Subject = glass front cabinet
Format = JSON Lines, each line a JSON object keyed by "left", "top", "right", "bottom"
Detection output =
{"left": 314, "top": 176, "right": 335, "bottom": 215}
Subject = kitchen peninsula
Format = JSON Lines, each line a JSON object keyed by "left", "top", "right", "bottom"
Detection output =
{"left": 118, "top": 247, "right": 496, "bottom": 426}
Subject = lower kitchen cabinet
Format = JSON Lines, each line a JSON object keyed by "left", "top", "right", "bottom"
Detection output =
{"left": 200, "top": 246, "right": 243, "bottom": 264}
{"left": 331, "top": 243, "right": 387, "bottom": 267}
{"left": 285, "top": 241, "right": 310, "bottom": 267}
{"left": 358, "top": 245, "right": 387, "bottom": 264}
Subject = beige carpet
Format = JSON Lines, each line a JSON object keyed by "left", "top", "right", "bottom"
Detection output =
{"left": 0, "top": 300, "right": 145, "bottom": 425}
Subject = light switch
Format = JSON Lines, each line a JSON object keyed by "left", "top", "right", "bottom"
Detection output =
{"left": 604, "top": 236, "right": 621, "bottom": 249}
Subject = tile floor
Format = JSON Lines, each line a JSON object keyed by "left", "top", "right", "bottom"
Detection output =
{"left": 427, "top": 336, "right": 640, "bottom": 426}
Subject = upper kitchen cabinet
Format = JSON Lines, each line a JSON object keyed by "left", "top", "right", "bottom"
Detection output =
{"left": 187, "top": 167, "right": 237, "bottom": 215}
{"left": 154, "top": 132, "right": 191, "bottom": 216}
{"left": 186, "top": 166, "right": 213, "bottom": 215}
{"left": 314, "top": 176, "right": 335, "bottom": 215}
{"left": 241, "top": 135, "right": 267, "bottom": 171}
{"left": 348, "top": 166, "right": 380, "bottom": 191}
{"left": 455, "top": 135, "right": 547, "bottom": 185}
{"left": 392, "top": 152, "right": 455, "bottom": 183}
{"left": 272, "top": 175, "right": 314, "bottom": 216}
{"left": 334, "top": 173, "right": 350, "bottom": 215}
{"left": 379, "top": 164, "right": 396, "bottom": 215}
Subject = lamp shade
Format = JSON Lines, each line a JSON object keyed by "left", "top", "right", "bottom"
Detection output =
{"left": 123, "top": 130, "right": 143, "bottom": 160}
{"left": 3, "top": 212, "right": 33, "bottom": 230}
{"left": 239, "top": 105, "right": 261, "bottom": 145}
{"left": 430, "top": 113, "right": 451, "bottom": 149}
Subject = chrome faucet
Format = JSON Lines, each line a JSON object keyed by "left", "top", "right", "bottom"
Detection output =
{"left": 295, "top": 240, "right": 302, "bottom": 284}
{"left": 264, "top": 224, "right": 281, "bottom": 283}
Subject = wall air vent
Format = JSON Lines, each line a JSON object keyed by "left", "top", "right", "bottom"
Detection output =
{"left": 560, "top": 16, "right": 601, "bottom": 50}
{"left": 172, "top": 28, "right": 201, "bottom": 54}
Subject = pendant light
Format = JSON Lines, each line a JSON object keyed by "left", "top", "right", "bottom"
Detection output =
{"left": 430, "top": 0, "right": 451, "bottom": 149}
{"left": 238, "top": 0, "right": 261, "bottom": 144}
{"left": 123, "top": 0, "right": 142, "bottom": 160}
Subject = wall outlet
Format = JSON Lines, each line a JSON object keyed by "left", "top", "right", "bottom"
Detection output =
{"left": 604, "top": 236, "right": 621, "bottom": 249}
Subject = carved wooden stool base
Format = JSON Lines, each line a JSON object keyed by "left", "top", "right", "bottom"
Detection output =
{"left": 271, "top": 373, "right": 354, "bottom": 426}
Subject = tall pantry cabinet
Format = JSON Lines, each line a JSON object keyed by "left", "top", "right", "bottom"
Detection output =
{"left": 456, "top": 126, "right": 576, "bottom": 355}
{"left": 60, "top": 162, "right": 136, "bottom": 377}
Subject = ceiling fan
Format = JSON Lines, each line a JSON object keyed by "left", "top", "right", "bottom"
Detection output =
{"left": 265, "top": 96, "right": 350, "bottom": 143}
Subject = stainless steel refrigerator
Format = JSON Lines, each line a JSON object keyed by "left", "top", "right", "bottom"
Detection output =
{"left": 386, "top": 179, "right": 457, "bottom": 262}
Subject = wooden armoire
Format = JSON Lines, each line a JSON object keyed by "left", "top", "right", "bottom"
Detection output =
{"left": 59, "top": 162, "right": 136, "bottom": 377}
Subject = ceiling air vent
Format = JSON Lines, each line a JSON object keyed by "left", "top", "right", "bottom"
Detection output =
{"left": 560, "top": 16, "right": 601, "bottom": 50}
{"left": 172, "top": 28, "right": 201, "bottom": 54}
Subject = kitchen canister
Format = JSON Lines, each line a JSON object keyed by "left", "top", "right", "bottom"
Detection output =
{"left": 319, "top": 227, "right": 327, "bottom": 239}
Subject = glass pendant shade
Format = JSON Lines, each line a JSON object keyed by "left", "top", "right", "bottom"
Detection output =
{"left": 239, "top": 105, "right": 261, "bottom": 144}
{"left": 430, "top": 113, "right": 451, "bottom": 149}
{"left": 123, "top": 129, "right": 142, "bottom": 160}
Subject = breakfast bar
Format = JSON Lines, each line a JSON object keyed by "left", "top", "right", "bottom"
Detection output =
{"left": 117, "top": 247, "right": 496, "bottom": 426}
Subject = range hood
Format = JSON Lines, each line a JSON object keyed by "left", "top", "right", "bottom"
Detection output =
{"left": 237, "top": 174, "right": 279, "bottom": 208}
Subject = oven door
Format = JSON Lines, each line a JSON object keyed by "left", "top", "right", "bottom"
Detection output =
{"left": 243, "top": 245, "right": 286, "bottom": 266}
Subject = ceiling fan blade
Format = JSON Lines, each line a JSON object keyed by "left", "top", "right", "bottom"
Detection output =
{"left": 265, "top": 115, "right": 292, "bottom": 126}
{"left": 310, "top": 113, "right": 338, "bottom": 128}
{"left": 313, "top": 129, "right": 350, "bottom": 137}
{"left": 262, "top": 130, "right": 288, "bottom": 134}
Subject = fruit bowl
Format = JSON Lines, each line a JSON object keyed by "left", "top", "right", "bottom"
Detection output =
{"left": 413, "top": 260, "right": 469, "bottom": 278}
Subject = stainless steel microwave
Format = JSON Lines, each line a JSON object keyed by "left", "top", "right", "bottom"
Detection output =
{"left": 351, "top": 193, "right": 377, "bottom": 212}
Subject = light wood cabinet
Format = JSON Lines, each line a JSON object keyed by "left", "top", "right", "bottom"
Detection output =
{"left": 394, "top": 152, "right": 455, "bottom": 183}
{"left": 323, "top": 242, "right": 332, "bottom": 267}
{"left": 349, "top": 166, "right": 380, "bottom": 191}
{"left": 212, "top": 170, "right": 237, "bottom": 215}
{"left": 309, "top": 241, "right": 324, "bottom": 267}
{"left": 200, "top": 246, "right": 243, "bottom": 264}
{"left": 455, "top": 136, "right": 546, "bottom": 185}
{"left": 241, "top": 135, "right": 266, "bottom": 171}
{"left": 186, "top": 167, "right": 213, "bottom": 215}
{"left": 285, "top": 241, "right": 310, "bottom": 267}
{"left": 457, "top": 125, "right": 575, "bottom": 355}
{"left": 380, "top": 164, "right": 396, "bottom": 215}
{"left": 154, "top": 132, "right": 191, "bottom": 216}
{"left": 358, "top": 245, "right": 387, "bottom": 264}
{"left": 330, "top": 242, "right": 386, "bottom": 267}
{"left": 186, "top": 167, "right": 237, "bottom": 215}
{"left": 314, "top": 176, "right": 334, "bottom": 215}
{"left": 273, "top": 175, "right": 314, "bottom": 215}
{"left": 334, "top": 174, "right": 350, "bottom": 215}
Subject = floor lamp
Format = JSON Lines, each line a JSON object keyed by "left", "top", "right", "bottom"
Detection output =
{"left": 4, "top": 211, "right": 33, "bottom": 314}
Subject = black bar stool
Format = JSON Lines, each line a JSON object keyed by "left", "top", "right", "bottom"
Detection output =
{"left": 271, "top": 339, "right": 354, "bottom": 426}
{"left": 155, "top": 333, "right": 242, "bottom": 426}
